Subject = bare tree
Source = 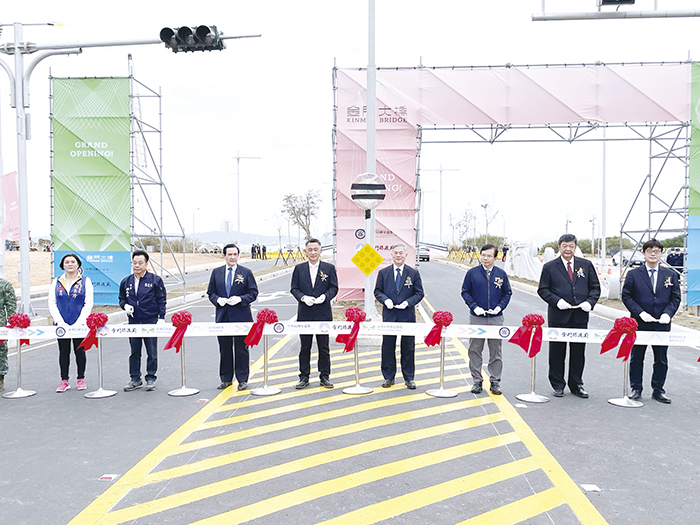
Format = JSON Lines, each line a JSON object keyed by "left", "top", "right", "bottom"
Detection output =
{"left": 481, "top": 200, "right": 499, "bottom": 243}
{"left": 282, "top": 190, "right": 321, "bottom": 241}
{"left": 459, "top": 208, "right": 476, "bottom": 245}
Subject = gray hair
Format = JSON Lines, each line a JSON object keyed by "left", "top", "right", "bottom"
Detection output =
{"left": 391, "top": 243, "right": 407, "bottom": 251}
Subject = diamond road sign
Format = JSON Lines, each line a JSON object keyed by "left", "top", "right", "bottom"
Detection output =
{"left": 351, "top": 244, "right": 383, "bottom": 276}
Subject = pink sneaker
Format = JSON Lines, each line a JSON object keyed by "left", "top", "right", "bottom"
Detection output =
{"left": 56, "top": 380, "right": 71, "bottom": 393}
{"left": 76, "top": 378, "right": 87, "bottom": 391}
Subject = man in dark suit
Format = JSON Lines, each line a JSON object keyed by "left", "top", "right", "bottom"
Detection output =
{"left": 622, "top": 238, "right": 680, "bottom": 404}
{"left": 538, "top": 234, "right": 600, "bottom": 398}
{"left": 374, "top": 243, "right": 425, "bottom": 389}
{"left": 290, "top": 238, "right": 338, "bottom": 389}
{"left": 119, "top": 250, "right": 167, "bottom": 392}
{"left": 207, "top": 243, "right": 259, "bottom": 391}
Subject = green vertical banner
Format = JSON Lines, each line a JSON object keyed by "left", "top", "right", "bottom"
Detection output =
{"left": 688, "top": 64, "right": 700, "bottom": 305}
{"left": 51, "top": 78, "right": 132, "bottom": 305}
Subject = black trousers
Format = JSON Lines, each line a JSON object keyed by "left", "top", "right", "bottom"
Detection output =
{"left": 548, "top": 321, "right": 588, "bottom": 391}
{"left": 218, "top": 335, "right": 249, "bottom": 383}
{"left": 299, "top": 334, "right": 331, "bottom": 380}
{"left": 381, "top": 335, "right": 415, "bottom": 382}
{"left": 58, "top": 338, "right": 86, "bottom": 381}
{"left": 629, "top": 344, "right": 668, "bottom": 394}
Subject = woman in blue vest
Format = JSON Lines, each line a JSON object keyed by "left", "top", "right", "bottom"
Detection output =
{"left": 48, "top": 253, "right": 94, "bottom": 393}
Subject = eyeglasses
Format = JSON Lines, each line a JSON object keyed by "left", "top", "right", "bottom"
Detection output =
{"left": 645, "top": 249, "right": 662, "bottom": 254}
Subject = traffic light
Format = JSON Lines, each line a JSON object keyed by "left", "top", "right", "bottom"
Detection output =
{"left": 159, "top": 25, "right": 225, "bottom": 53}
{"left": 600, "top": 0, "right": 635, "bottom": 4}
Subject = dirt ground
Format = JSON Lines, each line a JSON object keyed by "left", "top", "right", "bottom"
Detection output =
{"left": 2, "top": 251, "right": 228, "bottom": 289}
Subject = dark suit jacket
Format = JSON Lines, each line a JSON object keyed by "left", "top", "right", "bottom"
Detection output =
{"left": 290, "top": 261, "right": 338, "bottom": 321}
{"left": 207, "top": 264, "right": 258, "bottom": 323}
{"left": 621, "top": 265, "right": 680, "bottom": 332}
{"left": 374, "top": 264, "right": 424, "bottom": 323}
{"left": 538, "top": 256, "right": 600, "bottom": 326}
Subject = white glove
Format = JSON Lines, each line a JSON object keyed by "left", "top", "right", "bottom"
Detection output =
{"left": 395, "top": 301, "right": 409, "bottom": 310}
{"left": 227, "top": 296, "right": 242, "bottom": 306}
{"left": 473, "top": 307, "right": 486, "bottom": 316}
{"left": 557, "top": 299, "right": 572, "bottom": 310}
{"left": 487, "top": 306, "right": 502, "bottom": 315}
{"left": 217, "top": 297, "right": 227, "bottom": 307}
{"left": 124, "top": 304, "right": 134, "bottom": 316}
{"left": 578, "top": 302, "right": 592, "bottom": 313}
{"left": 302, "top": 295, "right": 315, "bottom": 307}
{"left": 639, "top": 311, "right": 655, "bottom": 323}
{"left": 659, "top": 313, "right": 671, "bottom": 325}
{"left": 157, "top": 319, "right": 166, "bottom": 325}
{"left": 384, "top": 299, "right": 394, "bottom": 309}
{"left": 314, "top": 294, "right": 326, "bottom": 304}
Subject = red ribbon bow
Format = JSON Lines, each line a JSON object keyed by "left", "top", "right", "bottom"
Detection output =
{"left": 245, "top": 309, "right": 278, "bottom": 347}
{"left": 164, "top": 311, "right": 192, "bottom": 352}
{"left": 336, "top": 307, "right": 366, "bottom": 352}
{"left": 0, "top": 313, "right": 31, "bottom": 347}
{"left": 78, "top": 312, "right": 109, "bottom": 351}
{"left": 424, "top": 311, "right": 453, "bottom": 347}
{"left": 601, "top": 317, "right": 638, "bottom": 362}
{"left": 509, "top": 314, "right": 545, "bottom": 358}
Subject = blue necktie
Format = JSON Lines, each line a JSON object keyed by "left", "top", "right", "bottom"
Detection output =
{"left": 226, "top": 267, "right": 232, "bottom": 297}
{"left": 649, "top": 269, "right": 655, "bottom": 292}
{"left": 395, "top": 268, "right": 402, "bottom": 292}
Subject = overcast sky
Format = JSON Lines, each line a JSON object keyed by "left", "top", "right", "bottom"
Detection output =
{"left": 0, "top": 0, "right": 697, "bottom": 247}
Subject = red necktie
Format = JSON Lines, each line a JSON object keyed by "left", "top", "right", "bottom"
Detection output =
{"left": 567, "top": 261, "right": 574, "bottom": 282}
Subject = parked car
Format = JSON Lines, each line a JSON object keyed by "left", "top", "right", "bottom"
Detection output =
{"left": 612, "top": 250, "right": 645, "bottom": 267}
{"left": 418, "top": 245, "right": 430, "bottom": 262}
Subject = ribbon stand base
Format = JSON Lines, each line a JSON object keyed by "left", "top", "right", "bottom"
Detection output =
{"left": 427, "top": 337, "right": 457, "bottom": 398}
{"left": 608, "top": 359, "right": 643, "bottom": 408}
{"left": 3, "top": 339, "right": 36, "bottom": 399}
{"left": 343, "top": 338, "right": 372, "bottom": 395}
{"left": 169, "top": 341, "right": 200, "bottom": 397}
{"left": 85, "top": 339, "right": 117, "bottom": 399}
{"left": 515, "top": 353, "right": 549, "bottom": 404}
{"left": 252, "top": 335, "right": 281, "bottom": 396}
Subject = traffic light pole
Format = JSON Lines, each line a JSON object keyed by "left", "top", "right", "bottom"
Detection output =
{"left": 0, "top": 22, "right": 259, "bottom": 314}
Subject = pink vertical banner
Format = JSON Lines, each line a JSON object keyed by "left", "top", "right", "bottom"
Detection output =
{"left": 335, "top": 69, "right": 418, "bottom": 301}
{"left": 1, "top": 171, "right": 19, "bottom": 241}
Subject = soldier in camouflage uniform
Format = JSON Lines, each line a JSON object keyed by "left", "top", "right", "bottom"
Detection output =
{"left": 0, "top": 278, "right": 17, "bottom": 390}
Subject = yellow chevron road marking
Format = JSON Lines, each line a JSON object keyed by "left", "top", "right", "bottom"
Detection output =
{"left": 316, "top": 457, "right": 541, "bottom": 525}
{"left": 96, "top": 418, "right": 513, "bottom": 524}
{"left": 191, "top": 437, "right": 533, "bottom": 525}
{"left": 456, "top": 487, "right": 566, "bottom": 524}
{"left": 179, "top": 388, "right": 479, "bottom": 452}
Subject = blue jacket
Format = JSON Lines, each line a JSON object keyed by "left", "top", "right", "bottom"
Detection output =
{"left": 622, "top": 264, "right": 680, "bottom": 331}
{"left": 461, "top": 265, "right": 511, "bottom": 317}
{"left": 118, "top": 272, "right": 167, "bottom": 324}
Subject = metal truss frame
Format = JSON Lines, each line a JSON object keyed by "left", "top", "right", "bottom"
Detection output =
{"left": 129, "top": 60, "right": 188, "bottom": 298}
{"left": 418, "top": 120, "right": 690, "bottom": 303}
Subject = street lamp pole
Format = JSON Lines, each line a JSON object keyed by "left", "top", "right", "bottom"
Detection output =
{"left": 0, "top": 22, "right": 260, "bottom": 315}
{"left": 233, "top": 151, "right": 261, "bottom": 246}
{"left": 192, "top": 208, "right": 200, "bottom": 254}
{"left": 422, "top": 166, "right": 458, "bottom": 245}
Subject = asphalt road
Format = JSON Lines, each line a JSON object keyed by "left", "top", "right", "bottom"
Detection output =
{"left": 1, "top": 260, "right": 699, "bottom": 524}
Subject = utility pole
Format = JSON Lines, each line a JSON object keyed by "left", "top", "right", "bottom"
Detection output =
{"left": 590, "top": 215, "right": 596, "bottom": 256}
{"left": 422, "top": 165, "right": 458, "bottom": 245}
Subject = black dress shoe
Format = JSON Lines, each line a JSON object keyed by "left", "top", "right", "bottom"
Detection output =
{"left": 652, "top": 392, "right": 672, "bottom": 404}
{"left": 629, "top": 389, "right": 642, "bottom": 400}
{"left": 217, "top": 381, "right": 232, "bottom": 390}
{"left": 382, "top": 379, "right": 395, "bottom": 388}
{"left": 405, "top": 380, "right": 416, "bottom": 390}
{"left": 471, "top": 382, "right": 483, "bottom": 394}
{"left": 237, "top": 382, "right": 247, "bottom": 391}
{"left": 295, "top": 377, "right": 309, "bottom": 389}
{"left": 489, "top": 382, "right": 502, "bottom": 395}
{"left": 552, "top": 388, "right": 564, "bottom": 397}
{"left": 572, "top": 388, "right": 589, "bottom": 399}
{"left": 319, "top": 377, "right": 334, "bottom": 389}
